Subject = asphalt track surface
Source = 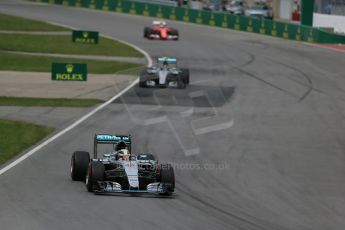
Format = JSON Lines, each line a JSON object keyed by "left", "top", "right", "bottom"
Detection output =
{"left": 1, "top": 1, "right": 345, "bottom": 229}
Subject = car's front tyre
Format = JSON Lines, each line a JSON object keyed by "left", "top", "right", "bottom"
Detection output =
{"left": 180, "top": 68, "right": 190, "bottom": 85}
{"left": 139, "top": 80, "right": 147, "bottom": 88}
{"left": 71, "top": 151, "right": 90, "bottom": 181}
{"left": 158, "top": 163, "right": 175, "bottom": 195}
{"left": 143, "top": 27, "right": 150, "bottom": 38}
{"left": 177, "top": 79, "right": 186, "bottom": 89}
{"left": 86, "top": 161, "right": 105, "bottom": 192}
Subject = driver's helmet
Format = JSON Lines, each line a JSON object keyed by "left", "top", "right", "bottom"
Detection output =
{"left": 118, "top": 149, "right": 130, "bottom": 160}
{"left": 160, "top": 60, "right": 169, "bottom": 70}
{"left": 115, "top": 141, "right": 127, "bottom": 151}
{"left": 159, "top": 21, "right": 166, "bottom": 28}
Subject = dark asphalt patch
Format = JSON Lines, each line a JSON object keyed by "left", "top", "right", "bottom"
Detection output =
{"left": 114, "top": 85, "right": 235, "bottom": 108}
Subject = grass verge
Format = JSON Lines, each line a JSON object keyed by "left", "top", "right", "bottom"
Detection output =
{"left": 0, "top": 97, "right": 103, "bottom": 107}
{"left": 0, "top": 13, "right": 69, "bottom": 31}
{"left": 0, "top": 34, "right": 143, "bottom": 57}
{"left": 0, "top": 52, "right": 143, "bottom": 74}
{"left": 0, "top": 119, "right": 54, "bottom": 165}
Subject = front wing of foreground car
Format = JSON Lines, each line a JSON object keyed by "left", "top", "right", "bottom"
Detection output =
{"left": 93, "top": 181, "right": 173, "bottom": 194}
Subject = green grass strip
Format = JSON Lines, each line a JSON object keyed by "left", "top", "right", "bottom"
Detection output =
{"left": 0, "top": 97, "right": 103, "bottom": 107}
{"left": 0, "top": 34, "right": 143, "bottom": 57}
{"left": 0, "top": 13, "right": 69, "bottom": 31}
{"left": 0, "top": 119, "right": 54, "bottom": 165}
{"left": 0, "top": 52, "right": 143, "bottom": 74}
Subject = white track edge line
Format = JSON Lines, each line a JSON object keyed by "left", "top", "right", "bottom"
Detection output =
{"left": 0, "top": 21, "right": 152, "bottom": 175}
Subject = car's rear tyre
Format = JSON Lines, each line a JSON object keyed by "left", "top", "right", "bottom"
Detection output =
{"left": 181, "top": 68, "right": 190, "bottom": 84}
{"left": 159, "top": 163, "right": 175, "bottom": 195}
{"left": 71, "top": 151, "right": 90, "bottom": 181}
{"left": 86, "top": 161, "right": 105, "bottom": 192}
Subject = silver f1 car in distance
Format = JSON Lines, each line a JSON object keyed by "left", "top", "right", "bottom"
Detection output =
{"left": 139, "top": 57, "right": 190, "bottom": 89}
{"left": 70, "top": 134, "right": 175, "bottom": 196}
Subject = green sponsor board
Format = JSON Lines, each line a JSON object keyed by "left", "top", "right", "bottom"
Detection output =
{"left": 39, "top": 0, "right": 345, "bottom": 44}
{"left": 72, "top": 30, "right": 99, "bottom": 44}
{"left": 52, "top": 63, "right": 87, "bottom": 81}
{"left": 301, "top": 0, "right": 314, "bottom": 26}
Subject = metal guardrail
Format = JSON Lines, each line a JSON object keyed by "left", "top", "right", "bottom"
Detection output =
{"left": 315, "top": 0, "right": 345, "bottom": 16}
{"left": 131, "top": 0, "right": 178, "bottom": 7}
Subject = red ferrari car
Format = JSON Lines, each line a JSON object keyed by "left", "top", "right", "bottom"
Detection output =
{"left": 143, "top": 20, "right": 179, "bottom": 40}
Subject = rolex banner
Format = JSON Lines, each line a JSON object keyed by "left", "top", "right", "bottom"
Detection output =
{"left": 72, "top": 30, "right": 99, "bottom": 44}
{"left": 52, "top": 63, "right": 87, "bottom": 81}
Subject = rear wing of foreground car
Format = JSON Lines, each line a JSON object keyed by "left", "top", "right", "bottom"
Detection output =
{"left": 93, "top": 134, "right": 131, "bottom": 158}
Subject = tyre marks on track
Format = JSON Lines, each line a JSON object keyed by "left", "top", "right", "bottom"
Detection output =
{"left": 233, "top": 50, "right": 317, "bottom": 103}
{"left": 176, "top": 180, "right": 288, "bottom": 230}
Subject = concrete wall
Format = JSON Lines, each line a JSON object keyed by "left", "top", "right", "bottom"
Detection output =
{"left": 273, "top": 0, "right": 301, "bottom": 20}
{"left": 279, "top": 0, "right": 292, "bottom": 19}
{"left": 313, "top": 13, "right": 345, "bottom": 33}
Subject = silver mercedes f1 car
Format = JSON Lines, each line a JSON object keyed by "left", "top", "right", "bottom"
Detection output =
{"left": 70, "top": 134, "right": 175, "bottom": 196}
{"left": 139, "top": 57, "right": 189, "bottom": 88}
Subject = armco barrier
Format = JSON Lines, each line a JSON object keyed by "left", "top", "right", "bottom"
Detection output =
{"left": 131, "top": 0, "right": 177, "bottom": 7}
{"left": 38, "top": 0, "right": 345, "bottom": 44}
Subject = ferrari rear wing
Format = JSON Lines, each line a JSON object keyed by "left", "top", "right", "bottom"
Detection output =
{"left": 93, "top": 134, "right": 131, "bottom": 158}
